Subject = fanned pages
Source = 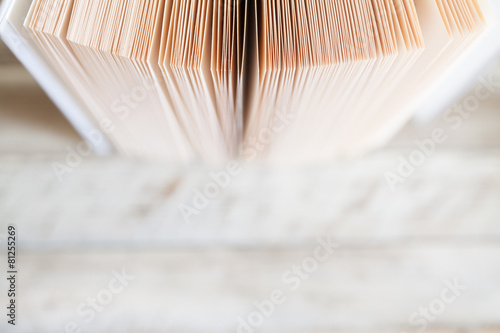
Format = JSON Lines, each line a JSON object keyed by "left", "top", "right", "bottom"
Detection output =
{"left": 13, "top": 0, "right": 496, "bottom": 163}
{"left": 244, "top": 0, "right": 493, "bottom": 162}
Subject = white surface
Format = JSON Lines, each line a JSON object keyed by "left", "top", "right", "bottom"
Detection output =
{"left": 0, "top": 246, "right": 498, "bottom": 333}
{"left": 0, "top": 150, "right": 499, "bottom": 249}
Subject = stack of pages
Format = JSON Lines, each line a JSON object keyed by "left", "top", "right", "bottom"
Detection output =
{"left": 1, "top": 0, "right": 497, "bottom": 163}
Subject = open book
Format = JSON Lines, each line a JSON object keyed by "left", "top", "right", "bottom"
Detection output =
{"left": 1, "top": 0, "right": 498, "bottom": 163}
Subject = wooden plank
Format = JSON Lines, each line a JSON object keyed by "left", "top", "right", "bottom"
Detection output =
{"left": 1, "top": 149, "right": 499, "bottom": 248}
{"left": 0, "top": 245, "right": 498, "bottom": 333}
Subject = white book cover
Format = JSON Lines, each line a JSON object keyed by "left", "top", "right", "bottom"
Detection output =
{"left": 0, "top": 0, "right": 113, "bottom": 155}
{"left": 414, "top": 1, "right": 500, "bottom": 123}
